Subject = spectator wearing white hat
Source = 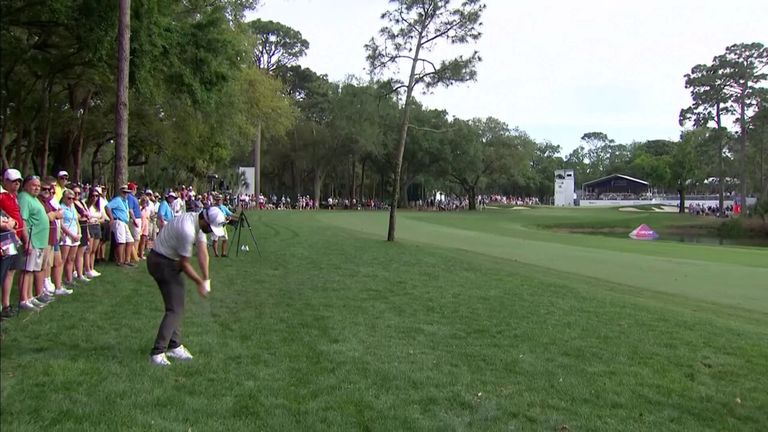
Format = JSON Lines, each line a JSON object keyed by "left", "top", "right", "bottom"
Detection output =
{"left": 105, "top": 185, "right": 135, "bottom": 267}
{"left": 1, "top": 168, "right": 28, "bottom": 316}
{"left": 156, "top": 192, "right": 176, "bottom": 231}
{"left": 171, "top": 189, "right": 184, "bottom": 216}
{"left": 93, "top": 186, "right": 110, "bottom": 262}
{"left": 53, "top": 171, "right": 69, "bottom": 202}
{"left": 147, "top": 206, "right": 227, "bottom": 366}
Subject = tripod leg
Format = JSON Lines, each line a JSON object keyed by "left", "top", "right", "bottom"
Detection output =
{"left": 236, "top": 219, "right": 243, "bottom": 256}
{"left": 241, "top": 213, "right": 261, "bottom": 257}
{"left": 226, "top": 224, "right": 235, "bottom": 256}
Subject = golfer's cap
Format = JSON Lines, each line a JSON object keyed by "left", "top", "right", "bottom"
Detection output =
{"left": 127, "top": 182, "right": 137, "bottom": 191}
{"left": 167, "top": 191, "right": 177, "bottom": 198}
{"left": 203, "top": 206, "right": 227, "bottom": 237}
{"left": 57, "top": 170, "right": 69, "bottom": 178}
{"left": 93, "top": 186, "right": 103, "bottom": 195}
{"left": 119, "top": 184, "right": 130, "bottom": 192}
{"left": 3, "top": 168, "right": 22, "bottom": 181}
{"left": 144, "top": 189, "right": 153, "bottom": 195}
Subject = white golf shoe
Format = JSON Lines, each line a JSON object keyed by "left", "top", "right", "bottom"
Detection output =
{"left": 166, "top": 345, "right": 194, "bottom": 361}
{"left": 150, "top": 353, "right": 171, "bottom": 367}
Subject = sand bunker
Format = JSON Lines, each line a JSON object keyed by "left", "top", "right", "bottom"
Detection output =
{"left": 656, "top": 205, "right": 678, "bottom": 212}
{"left": 619, "top": 205, "right": 678, "bottom": 213}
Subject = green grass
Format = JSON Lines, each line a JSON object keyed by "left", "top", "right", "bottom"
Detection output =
{"left": 2, "top": 207, "right": 767, "bottom": 431}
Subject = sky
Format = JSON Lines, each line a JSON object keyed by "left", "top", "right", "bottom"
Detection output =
{"left": 247, "top": 0, "right": 767, "bottom": 155}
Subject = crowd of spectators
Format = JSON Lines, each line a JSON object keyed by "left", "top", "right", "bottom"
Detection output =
{"left": 686, "top": 202, "right": 742, "bottom": 217}
{"left": 0, "top": 169, "right": 241, "bottom": 320}
{"left": 411, "top": 194, "right": 540, "bottom": 211}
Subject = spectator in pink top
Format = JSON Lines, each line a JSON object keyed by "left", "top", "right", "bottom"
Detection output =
{"left": 138, "top": 196, "right": 152, "bottom": 259}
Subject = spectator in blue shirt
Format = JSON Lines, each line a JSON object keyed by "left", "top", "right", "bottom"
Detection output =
{"left": 157, "top": 192, "right": 176, "bottom": 231}
{"left": 106, "top": 185, "right": 134, "bottom": 267}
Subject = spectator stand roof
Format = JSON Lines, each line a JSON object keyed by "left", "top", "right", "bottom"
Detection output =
{"left": 582, "top": 174, "right": 650, "bottom": 199}
{"left": 583, "top": 174, "right": 649, "bottom": 188}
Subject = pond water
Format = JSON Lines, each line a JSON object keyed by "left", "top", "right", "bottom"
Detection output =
{"left": 565, "top": 230, "right": 768, "bottom": 247}
{"left": 671, "top": 235, "right": 768, "bottom": 247}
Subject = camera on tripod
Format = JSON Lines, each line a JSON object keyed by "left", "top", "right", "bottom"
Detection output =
{"left": 227, "top": 208, "right": 260, "bottom": 257}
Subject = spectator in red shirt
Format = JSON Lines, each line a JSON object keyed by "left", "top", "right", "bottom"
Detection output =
{"left": 1, "top": 168, "right": 29, "bottom": 316}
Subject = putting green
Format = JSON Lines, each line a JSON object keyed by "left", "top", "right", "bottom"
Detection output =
{"left": 317, "top": 209, "right": 768, "bottom": 313}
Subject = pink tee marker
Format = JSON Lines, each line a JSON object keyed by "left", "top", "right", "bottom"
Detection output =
{"left": 629, "top": 224, "right": 659, "bottom": 240}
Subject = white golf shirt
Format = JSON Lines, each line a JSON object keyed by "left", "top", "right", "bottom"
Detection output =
{"left": 152, "top": 212, "right": 206, "bottom": 260}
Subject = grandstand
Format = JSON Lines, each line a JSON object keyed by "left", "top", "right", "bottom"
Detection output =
{"left": 581, "top": 174, "right": 650, "bottom": 201}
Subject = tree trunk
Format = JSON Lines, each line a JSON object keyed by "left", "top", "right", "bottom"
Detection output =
{"left": 313, "top": 168, "right": 323, "bottom": 209}
{"left": 253, "top": 121, "right": 261, "bottom": 197}
{"left": 0, "top": 126, "right": 8, "bottom": 170}
{"left": 26, "top": 125, "right": 37, "bottom": 175}
{"left": 114, "top": 0, "right": 131, "bottom": 189}
{"left": 738, "top": 93, "right": 749, "bottom": 214}
{"left": 359, "top": 158, "right": 367, "bottom": 202}
{"left": 387, "top": 33, "right": 424, "bottom": 242}
{"left": 39, "top": 80, "right": 53, "bottom": 176}
{"left": 73, "top": 91, "right": 93, "bottom": 183}
{"left": 91, "top": 142, "right": 105, "bottom": 185}
{"left": 401, "top": 179, "right": 409, "bottom": 209}
{"left": 715, "top": 108, "right": 725, "bottom": 214}
{"left": 760, "top": 134, "right": 766, "bottom": 200}
{"left": 467, "top": 185, "right": 477, "bottom": 210}
{"left": 380, "top": 171, "right": 386, "bottom": 202}
{"left": 350, "top": 158, "right": 356, "bottom": 201}
{"left": 13, "top": 127, "right": 24, "bottom": 168}
{"left": 288, "top": 161, "right": 294, "bottom": 197}
{"left": 678, "top": 188, "right": 685, "bottom": 214}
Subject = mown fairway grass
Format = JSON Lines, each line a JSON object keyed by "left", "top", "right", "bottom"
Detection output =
{"left": 1, "top": 207, "right": 767, "bottom": 431}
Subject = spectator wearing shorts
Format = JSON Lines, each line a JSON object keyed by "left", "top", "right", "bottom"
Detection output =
{"left": 1, "top": 211, "right": 20, "bottom": 318}
{"left": 59, "top": 189, "right": 81, "bottom": 287}
{"left": 146, "top": 191, "right": 159, "bottom": 249}
{"left": 86, "top": 188, "right": 105, "bottom": 277}
{"left": 1, "top": 168, "right": 28, "bottom": 316}
{"left": 138, "top": 196, "right": 152, "bottom": 259}
{"left": 106, "top": 185, "right": 134, "bottom": 267}
{"left": 211, "top": 194, "right": 233, "bottom": 257}
{"left": 72, "top": 185, "right": 93, "bottom": 282}
{"left": 94, "top": 186, "right": 110, "bottom": 262}
{"left": 18, "top": 175, "right": 53, "bottom": 309}
{"left": 38, "top": 179, "right": 69, "bottom": 296}
{"left": 127, "top": 183, "right": 142, "bottom": 263}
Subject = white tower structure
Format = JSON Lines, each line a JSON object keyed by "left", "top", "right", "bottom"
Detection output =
{"left": 554, "top": 169, "right": 575, "bottom": 206}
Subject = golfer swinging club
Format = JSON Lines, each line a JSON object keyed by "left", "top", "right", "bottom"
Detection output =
{"left": 148, "top": 206, "right": 227, "bottom": 366}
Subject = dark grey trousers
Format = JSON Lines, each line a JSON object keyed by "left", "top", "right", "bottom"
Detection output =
{"left": 148, "top": 250, "right": 185, "bottom": 355}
